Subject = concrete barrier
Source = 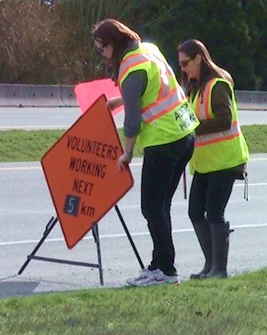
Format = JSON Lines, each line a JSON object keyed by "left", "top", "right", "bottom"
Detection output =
{"left": 0, "top": 84, "right": 25, "bottom": 107}
{"left": 236, "top": 90, "right": 267, "bottom": 110}
{"left": 0, "top": 84, "right": 266, "bottom": 110}
{"left": 23, "top": 85, "right": 63, "bottom": 107}
{"left": 60, "top": 85, "right": 78, "bottom": 107}
{"left": 0, "top": 84, "right": 78, "bottom": 107}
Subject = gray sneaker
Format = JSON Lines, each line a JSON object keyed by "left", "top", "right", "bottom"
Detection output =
{"left": 126, "top": 268, "right": 153, "bottom": 286}
{"left": 127, "top": 269, "right": 180, "bottom": 287}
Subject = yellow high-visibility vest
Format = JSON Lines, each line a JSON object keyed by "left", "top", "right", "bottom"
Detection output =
{"left": 189, "top": 78, "right": 249, "bottom": 173}
{"left": 118, "top": 42, "right": 199, "bottom": 148}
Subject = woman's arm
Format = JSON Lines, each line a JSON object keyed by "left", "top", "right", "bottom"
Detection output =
{"left": 106, "top": 97, "right": 123, "bottom": 111}
{"left": 195, "top": 82, "right": 232, "bottom": 135}
{"left": 117, "top": 69, "right": 147, "bottom": 170}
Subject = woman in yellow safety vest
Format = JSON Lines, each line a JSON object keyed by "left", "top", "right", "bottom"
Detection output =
{"left": 177, "top": 39, "right": 249, "bottom": 279}
{"left": 92, "top": 19, "right": 199, "bottom": 286}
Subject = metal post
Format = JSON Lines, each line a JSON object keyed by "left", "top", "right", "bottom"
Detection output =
{"left": 18, "top": 216, "right": 58, "bottom": 275}
{"left": 92, "top": 224, "right": 104, "bottom": 285}
{"left": 18, "top": 216, "right": 104, "bottom": 286}
{"left": 115, "top": 205, "right": 144, "bottom": 269}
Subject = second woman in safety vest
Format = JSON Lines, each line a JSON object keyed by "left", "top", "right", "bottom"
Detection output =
{"left": 177, "top": 39, "right": 249, "bottom": 279}
{"left": 92, "top": 19, "right": 199, "bottom": 286}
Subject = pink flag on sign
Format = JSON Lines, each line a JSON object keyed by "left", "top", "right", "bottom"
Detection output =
{"left": 74, "top": 78, "right": 123, "bottom": 116}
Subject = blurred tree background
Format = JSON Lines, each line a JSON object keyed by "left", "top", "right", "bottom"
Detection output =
{"left": 0, "top": 0, "right": 266, "bottom": 90}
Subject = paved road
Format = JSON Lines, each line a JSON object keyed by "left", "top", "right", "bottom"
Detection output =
{"left": 0, "top": 107, "right": 266, "bottom": 299}
{"left": 0, "top": 107, "right": 267, "bottom": 131}
{"left": 0, "top": 156, "right": 266, "bottom": 298}
{"left": 0, "top": 107, "right": 123, "bottom": 130}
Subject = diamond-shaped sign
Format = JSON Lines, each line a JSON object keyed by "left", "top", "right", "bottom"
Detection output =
{"left": 41, "top": 95, "right": 134, "bottom": 249}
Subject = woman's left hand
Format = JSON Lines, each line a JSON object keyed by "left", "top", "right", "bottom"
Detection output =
{"left": 106, "top": 97, "right": 123, "bottom": 111}
{"left": 118, "top": 151, "right": 133, "bottom": 171}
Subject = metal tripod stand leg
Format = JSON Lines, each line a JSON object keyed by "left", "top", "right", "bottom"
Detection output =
{"left": 18, "top": 206, "right": 144, "bottom": 285}
{"left": 18, "top": 216, "right": 104, "bottom": 285}
{"left": 18, "top": 216, "right": 58, "bottom": 275}
{"left": 115, "top": 205, "right": 144, "bottom": 269}
{"left": 92, "top": 223, "right": 104, "bottom": 285}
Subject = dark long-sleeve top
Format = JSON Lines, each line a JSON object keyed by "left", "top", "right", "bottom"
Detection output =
{"left": 195, "top": 81, "right": 233, "bottom": 135}
{"left": 121, "top": 69, "right": 147, "bottom": 138}
{"left": 112, "top": 41, "right": 147, "bottom": 138}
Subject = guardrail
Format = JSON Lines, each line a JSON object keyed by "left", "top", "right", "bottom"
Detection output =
{"left": 0, "top": 84, "right": 78, "bottom": 107}
{"left": 0, "top": 84, "right": 266, "bottom": 110}
{"left": 236, "top": 90, "right": 267, "bottom": 110}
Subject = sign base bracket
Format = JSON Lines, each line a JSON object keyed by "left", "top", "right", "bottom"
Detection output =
{"left": 18, "top": 205, "right": 143, "bottom": 286}
{"left": 18, "top": 216, "right": 104, "bottom": 285}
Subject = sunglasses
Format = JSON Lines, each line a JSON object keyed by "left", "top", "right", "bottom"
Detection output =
{"left": 96, "top": 43, "right": 107, "bottom": 54}
{"left": 179, "top": 58, "right": 194, "bottom": 68}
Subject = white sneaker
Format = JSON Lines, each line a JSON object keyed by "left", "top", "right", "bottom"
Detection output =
{"left": 127, "top": 269, "right": 180, "bottom": 287}
{"left": 126, "top": 267, "right": 153, "bottom": 286}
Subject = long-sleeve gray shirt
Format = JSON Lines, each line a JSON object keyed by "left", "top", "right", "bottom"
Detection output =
{"left": 121, "top": 69, "right": 147, "bottom": 138}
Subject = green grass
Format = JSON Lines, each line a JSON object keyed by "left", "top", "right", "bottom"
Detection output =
{"left": 0, "top": 125, "right": 266, "bottom": 163}
{"left": 0, "top": 129, "right": 142, "bottom": 162}
{"left": 0, "top": 129, "right": 65, "bottom": 163}
{"left": 0, "top": 268, "right": 267, "bottom": 335}
{"left": 241, "top": 124, "right": 267, "bottom": 153}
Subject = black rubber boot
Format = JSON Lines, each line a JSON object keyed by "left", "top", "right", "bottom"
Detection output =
{"left": 203, "top": 222, "right": 231, "bottom": 279}
{"left": 190, "top": 220, "right": 212, "bottom": 279}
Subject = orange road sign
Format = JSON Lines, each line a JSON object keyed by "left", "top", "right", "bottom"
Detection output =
{"left": 41, "top": 95, "right": 134, "bottom": 249}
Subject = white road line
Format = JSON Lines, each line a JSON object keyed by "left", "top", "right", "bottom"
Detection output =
{"left": 249, "top": 157, "right": 267, "bottom": 161}
{"left": 0, "top": 166, "right": 41, "bottom": 171}
{"left": 0, "top": 163, "right": 143, "bottom": 171}
{"left": 0, "top": 164, "right": 266, "bottom": 189}
{"left": 1, "top": 223, "right": 267, "bottom": 247}
{"left": 0, "top": 126, "right": 69, "bottom": 130}
{"left": 235, "top": 182, "right": 267, "bottom": 187}
{"left": 0, "top": 156, "right": 266, "bottom": 171}
{"left": 0, "top": 162, "right": 142, "bottom": 171}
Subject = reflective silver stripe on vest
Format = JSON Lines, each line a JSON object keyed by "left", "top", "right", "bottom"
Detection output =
{"left": 119, "top": 54, "right": 149, "bottom": 80}
{"left": 119, "top": 46, "right": 186, "bottom": 123}
{"left": 141, "top": 87, "right": 187, "bottom": 123}
{"left": 119, "top": 51, "right": 175, "bottom": 99}
{"left": 195, "top": 121, "right": 241, "bottom": 147}
{"left": 119, "top": 51, "right": 179, "bottom": 97}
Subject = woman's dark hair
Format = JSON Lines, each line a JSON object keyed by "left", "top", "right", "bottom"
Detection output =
{"left": 92, "top": 19, "right": 141, "bottom": 76}
{"left": 177, "top": 39, "right": 234, "bottom": 94}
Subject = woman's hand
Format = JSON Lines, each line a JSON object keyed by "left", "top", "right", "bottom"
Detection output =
{"left": 117, "top": 151, "right": 133, "bottom": 171}
{"left": 106, "top": 97, "right": 123, "bottom": 111}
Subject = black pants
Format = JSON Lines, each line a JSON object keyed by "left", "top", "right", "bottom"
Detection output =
{"left": 188, "top": 169, "right": 236, "bottom": 225}
{"left": 141, "top": 134, "right": 194, "bottom": 276}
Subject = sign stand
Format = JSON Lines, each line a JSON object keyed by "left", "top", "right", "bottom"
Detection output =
{"left": 18, "top": 216, "right": 104, "bottom": 285}
{"left": 18, "top": 205, "right": 144, "bottom": 286}
{"left": 114, "top": 205, "right": 144, "bottom": 269}
{"left": 18, "top": 95, "right": 144, "bottom": 286}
